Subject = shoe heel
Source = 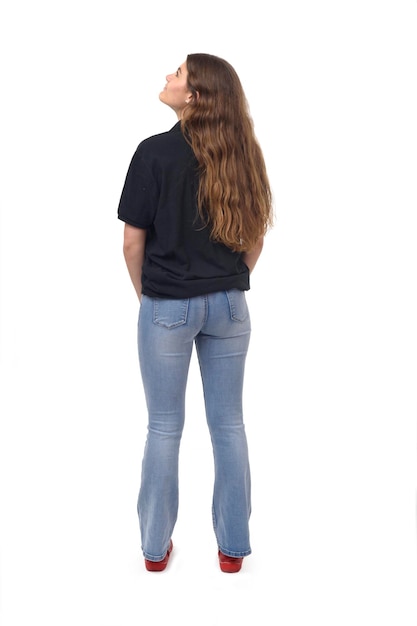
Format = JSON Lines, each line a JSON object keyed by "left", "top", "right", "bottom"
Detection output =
{"left": 218, "top": 550, "right": 243, "bottom": 573}
{"left": 144, "top": 540, "right": 173, "bottom": 572}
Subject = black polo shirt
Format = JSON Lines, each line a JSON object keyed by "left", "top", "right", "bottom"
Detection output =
{"left": 117, "top": 122, "right": 250, "bottom": 299}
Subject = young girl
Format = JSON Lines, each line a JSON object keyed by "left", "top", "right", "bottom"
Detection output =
{"left": 118, "top": 53, "right": 273, "bottom": 573}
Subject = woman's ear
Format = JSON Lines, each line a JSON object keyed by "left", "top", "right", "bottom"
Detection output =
{"left": 185, "top": 91, "right": 199, "bottom": 104}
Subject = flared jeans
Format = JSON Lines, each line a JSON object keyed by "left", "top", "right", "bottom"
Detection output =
{"left": 137, "top": 289, "right": 252, "bottom": 561}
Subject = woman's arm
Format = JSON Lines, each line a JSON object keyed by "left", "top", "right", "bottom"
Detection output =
{"left": 241, "top": 236, "right": 264, "bottom": 274}
{"left": 123, "top": 224, "right": 147, "bottom": 301}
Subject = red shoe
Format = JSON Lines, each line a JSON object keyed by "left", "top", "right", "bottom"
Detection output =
{"left": 145, "top": 540, "right": 173, "bottom": 572}
{"left": 218, "top": 550, "right": 243, "bottom": 573}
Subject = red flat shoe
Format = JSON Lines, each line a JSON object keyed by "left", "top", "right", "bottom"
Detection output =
{"left": 218, "top": 550, "right": 243, "bottom": 573}
{"left": 145, "top": 540, "right": 173, "bottom": 572}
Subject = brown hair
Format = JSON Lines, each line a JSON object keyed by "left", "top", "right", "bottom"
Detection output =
{"left": 181, "top": 53, "right": 273, "bottom": 253}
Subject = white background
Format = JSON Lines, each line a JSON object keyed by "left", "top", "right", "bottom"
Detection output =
{"left": 1, "top": 1, "right": 416, "bottom": 624}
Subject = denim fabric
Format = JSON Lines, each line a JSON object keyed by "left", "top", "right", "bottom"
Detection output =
{"left": 137, "top": 290, "right": 252, "bottom": 561}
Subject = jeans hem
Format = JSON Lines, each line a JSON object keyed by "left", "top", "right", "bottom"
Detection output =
{"left": 142, "top": 546, "right": 170, "bottom": 562}
{"left": 218, "top": 545, "right": 252, "bottom": 558}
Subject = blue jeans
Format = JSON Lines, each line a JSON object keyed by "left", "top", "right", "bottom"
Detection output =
{"left": 137, "top": 290, "right": 252, "bottom": 561}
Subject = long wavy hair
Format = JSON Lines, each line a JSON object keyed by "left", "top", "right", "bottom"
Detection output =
{"left": 181, "top": 53, "right": 273, "bottom": 253}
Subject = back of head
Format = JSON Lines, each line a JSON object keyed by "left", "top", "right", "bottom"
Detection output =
{"left": 184, "top": 53, "right": 249, "bottom": 127}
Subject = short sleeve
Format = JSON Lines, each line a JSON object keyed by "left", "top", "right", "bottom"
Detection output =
{"left": 117, "top": 147, "right": 158, "bottom": 228}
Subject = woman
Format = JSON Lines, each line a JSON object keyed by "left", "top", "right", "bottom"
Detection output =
{"left": 118, "top": 53, "right": 273, "bottom": 573}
